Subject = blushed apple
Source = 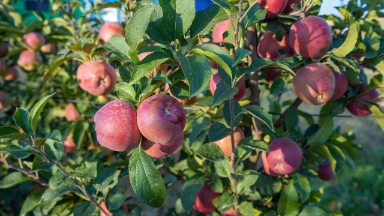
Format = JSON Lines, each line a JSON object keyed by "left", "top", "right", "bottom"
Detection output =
{"left": 329, "top": 71, "right": 348, "bottom": 101}
{"left": 65, "top": 103, "right": 80, "bottom": 122}
{"left": 98, "top": 22, "right": 125, "bottom": 44}
{"left": 17, "top": 50, "right": 42, "bottom": 71}
{"left": 142, "top": 133, "right": 184, "bottom": 158}
{"left": 40, "top": 43, "right": 55, "bottom": 54}
{"left": 23, "top": 32, "right": 45, "bottom": 51}
{"left": 212, "top": 19, "right": 233, "bottom": 43}
{"left": 213, "top": 127, "right": 244, "bottom": 157}
{"left": 193, "top": 184, "right": 220, "bottom": 214}
{"left": 257, "top": 0, "right": 288, "bottom": 19}
{"left": 63, "top": 136, "right": 77, "bottom": 153}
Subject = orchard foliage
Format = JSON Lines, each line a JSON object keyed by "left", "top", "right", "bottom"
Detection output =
{"left": 0, "top": 0, "right": 384, "bottom": 215}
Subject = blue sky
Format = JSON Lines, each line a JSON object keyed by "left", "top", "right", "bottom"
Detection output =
{"left": 319, "top": 0, "right": 349, "bottom": 15}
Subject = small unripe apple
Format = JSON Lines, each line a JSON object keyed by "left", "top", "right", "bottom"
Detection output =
{"left": 257, "top": 0, "right": 288, "bottom": 19}
{"left": 0, "top": 61, "right": 6, "bottom": 76}
{"left": 98, "top": 22, "right": 125, "bottom": 44}
{"left": 212, "top": 19, "right": 233, "bottom": 43}
{"left": 4, "top": 67, "right": 19, "bottom": 81}
{"left": 265, "top": 138, "right": 302, "bottom": 175}
{"left": 17, "top": 50, "right": 42, "bottom": 71}
{"left": 317, "top": 162, "right": 335, "bottom": 181}
{"left": 210, "top": 73, "right": 246, "bottom": 101}
{"left": 65, "top": 103, "right": 80, "bottom": 122}
{"left": 329, "top": 71, "right": 348, "bottom": 101}
{"left": 0, "top": 43, "right": 8, "bottom": 57}
{"left": 97, "top": 95, "right": 109, "bottom": 104}
{"left": 23, "top": 32, "right": 45, "bottom": 51}
{"left": 0, "top": 91, "right": 11, "bottom": 110}
{"left": 193, "top": 184, "right": 220, "bottom": 214}
{"left": 63, "top": 136, "right": 77, "bottom": 153}
{"left": 213, "top": 127, "right": 244, "bottom": 157}
{"left": 289, "top": 16, "right": 332, "bottom": 58}
{"left": 138, "top": 52, "right": 168, "bottom": 77}
{"left": 76, "top": 61, "right": 117, "bottom": 96}
{"left": 282, "top": 0, "right": 300, "bottom": 14}
{"left": 142, "top": 133, "right": 184, "bottom": 158}
{"left": 137, "top": 94, "right": 186, "bottom": 144}
{"left": 261, "top": 151, "right": 279, "bottom": 176}
{"left": 94, "top": 100, "right": 141, "bottom": 151}
{"left": 292, "top": 63, "right": 335, "bottom": 105}
{"left": 222, "top": 208, "right": 242, "bottom": 216}
{"left": 346, "top": 84, "right": 379, "bottom": 116}
{"left": 40, "top": 43, "right": 55, "bottom": 54}
{"left": 257, "top": 32, "right": 293, "bottom": 59}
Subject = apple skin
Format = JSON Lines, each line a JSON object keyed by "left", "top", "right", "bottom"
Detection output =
{"left": 98, "top": 22, "right": 125, "bottom": 44}
{"left": 94, "top": 100, "right": 141, "bottom": 151}
{"left": 0, "top": 91, "right": 11, "bottom": 109}
{"left": 292, "top": 63, "right": 335, "bottom": 105}
{"left": 0, "top": 61, "right": 6, "bottom": 76}
{"left": 213, "top": 127, "right": 244, "bottom": 157}
{"left": 222, "top": 208, "right": 242, "bottom": 216}
{"left": 346, "top": 84, "right": 379, "bottom": 116}
{"left": 210, "top": 73, "right": 246, "bottom": 101}
{"left": 257, "top": 0, "right": 288, "bottom": 19}
{"left": 137, "top": 94, "right": 186, "bottom": 144}
{"left": 265, "top": 138, "right": 302, "bottom": 175}
{"left": 329, "top": 71, "right": 348, "bottom": 101}
{"left": 257, "top": 32, "right": 293, "bottom": 59}
{"left": 4, "top": 67, "right": 18, "bottom": 81}
{"left": 40, "top": 43, "right": 54, "bottom": 54}
{"left": 289, "top": 16, "right": 332, "bottom": 58}
{"left": 261, "top": 151, "right": 279, "bottom": 176}
{"left": 0, "top": 43, "right": 8, "bottom": 57}
{"left": 17, "top": 50, "right": 42, "bottom": 71}
{"left": 317, "top": 162, "right": 335, "bottom": 181}
{"left": 23, "top": 32, "right": 45, "bottom": 51}
{"left": 63, "top": 136, "right": 77, "bottom": 153}
{"left": 212, "top": 19, "right": 233, "bottom": 43}
{"left": 65, "top": 103, "right": 80, "bottom": 122}
{"left": 281, "top": 0, "right": 300, "bottom": 14}
{"left": 193, "top": 184, "right": 220, "bottom": 214}
{"left": 142, "top": 133, "right": 184, "bottom": 158}
{"left": 138, "top": 52, "right": 168, "bottom": 77}
{"left": 76, "top": 61, "right": 117, "bottom": 96}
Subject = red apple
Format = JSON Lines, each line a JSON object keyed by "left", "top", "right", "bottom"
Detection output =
{"left": 346, "top": 84, "right": 379, "bottom": 116}
{"left": 210, "top": 61, "right": 218, "bottom": 69}
{"left": 65, "top": 103, "right": 80, "bottom": 122}
{"left": 0, "top": 43, "right": 8, "bottom": 57}
{"left": 98, "top": 22, "right": 125, "bottom": 44}
{"left": 23, "top": 32, "right": 45, "bottom": 51}
{"left": 94, "top": 100, "right": 141, "bottom": 151}
{"left": 222, "top": 208, "right": 242, "bottom": 216}
{"left": 40, "top": 43, "right": 54, "bottom": 54}
{"left": 264, "top": 68, "right": 283, "bottom": 82}
{"left": 0, "top": 61, "right": 6, "bottom": 76}
{"left": 213, "top": 127, "right": 244, "bottom": 157}
{"left": 137, "top": 94, "right": 186, "bottom": 144}
{"left": 317, "top": 162, "right": 335, "bottom": 181}
{"left": 63, "top": 136, "right": 77, "bottom": 153}
{"left": 265, "top": 138, "right": 302, "bottom": 175}
{"left": 210, "top": 73, "right": 246, "bottom": 101}
{"left": 261, "top": 151, "right": 279, "bottom": 176}
{"left": 329, "top": 71, "right": 348, "bottom": 101}
{"left": 142, "top": 133, "right": 184, "bottom": 158}
{"left": 17, "top": 50, "right": 42, "bottom": 71}
{"left": 292, "top": 63, "right": 335, "bottom": 105}
{"left": 4, "top": 67, "right": 18, "bottom": 81}
{"left": 138, "top": 52, "right": 168, "bottom": 77}
{"left": 289, "top": 16, "right": 332, "bottom": 58}
{"left": 212, "top": 19, "right": 233, "bottom": 43}
{"left": 76, "top": 61, "right": 117, "bottom": 96}
{"left": 193, "top": 184, "right": 220, "bottom": 214}
{"left": 0, "top": 91, "right": 11, "bottom": 110}
{"left": 281, "top": 0, "right": 300, "bottom": 14}
{"left": 257, "top": 0, "right": 288, "bottom": 19}
{"left": 257, "top": 32, "right": 293, "bottom": 59}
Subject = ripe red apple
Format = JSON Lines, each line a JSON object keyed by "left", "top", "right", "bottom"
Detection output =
{"left": 137, "top": 94, "right": 186, "bottom": 144}
{"left": 261, "top": 151, "right": 279, "bottom": 176}
{"left": 98, "top": 22, "right": 125, "bottom": 44}
{"left": 0, "top": 43, "right": 8, "bottom": 57}
{"left": 0, "top": 91, "right": 11, "bottom": 110}
{"left": 23, "top": 32, "right": 45, "bottom": 51}
{"left": 282, "top": 0, "right": 300, "bottom": 14}
{"left": 292, "top": 63, "right": 335, "bottom": 105}
{"left": 210, "top": 73, "right": 246, "bottom": 101}
{"left": 40, "top": 43, "right": 54, "bottom": 54}
{"left": 346, "top": 84, "right": 379, "bottom": 116}
{"left": 317, "top": 162, "right": 335, "bottom": 181}
{"left": 257, "top": 32, "right": 293, "bottom": 59}
{"left": 213, "top": 127, "right": 244, "bottom": 157}
{"left": 17, "top": 50, "right": 42, "bottom": 71}
{"left": 164, "top": 81, "right": 196, "bottom": 105}
{"left": 212, "top": 19, "right": 233, "bottom": 43}
{"left": 289, "top": 16, "right": 332, "bottom": 58}
{"left": 265, "top": 138, "right": 302, "bottom": 175}
{"left": 222, "top": 208, "right": 242, "bottom": 216}
{"left": 65, "top": 103, "right": 80, "bottom": 122}
{"left": 257, "top": 0, "right": 288, "bottom": 19}
{"left": 94, "top": 100, "right": 141, "bottom": 151}
{"left": 142, "top": 133, "right": 183, "bottom": 158}
{"left": 76, "top": 61, "right": 117, "bottom": 96}
{"left": 4, "top": 67, "right": 18, "bottom": 81}
{"left": 63, "top": 136, "right": 77, "bottom": 153}
{"left": 329, "top": 71, "right": 348, "bottom": 101}
{"left": 193, "top": 184, "right": 220, "bottom": 214}
{"left": 0, "top": 61, "right": 6, "bottom": 76}
{"left": 138, "top": 52, "right": 168, "bottom": 77}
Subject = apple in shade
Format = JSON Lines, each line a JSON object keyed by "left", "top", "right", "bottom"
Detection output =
{"left": 65, "top": 103, "right": 80, "bottom": 122}
{"left": 210, "top": 73, "right": 246, "bottom": 101}
{"left": 289, "top": 16, "right": 332, "bottom": 58}
{"left": 137, "top": 94, "right": 186, "bottom": 144}
{"left": 212, "top": 19, "right": 233, "bottom": 43}
{"left": 292, "top": 63, "right": 335, "bottom": 105}
{"left": 138, "top": 52, "right": 168, "bottom": 77}
{"left": 76, "top": 61, "right": 117, "bottom": 96}
{"left": 99, "top": 202, "right": 130, "bottom": 216}
{"left": 346, "top": 84, "right": 379, "bottom": 116}
{"left": 98, "top": 22, "right": 125, "bottom": 44}
{"left": 329, "top": 71, "right": 348, "bottom": 101}
{"left": 40, "top": 43, "right": 54, "bottom": 54}
{"left": 63, "top": 136, "right": 77, "bottom": 153}
{"left": 0, "top": 61, "right": 6, "bottom": 76}
{"left": 222, "top": 208, "right": 242, "bottom": 216}
{"left": 264, "top": 138, "right": 302, "bottom": 175}
{"left": 281, "top": 0, "right": 300, "bottom": 14}
{"left": 257, "top": 0, "right": 288, "bottom": 19}
{"left": 23, "top": 32, "right": 45, "bottom": 51}
{"left": 213, "top": 127, "right": 245, "bottom": 157}
{"left": 17, "top": 50, "right": 42, "bottom": 71}
{"left": 193, "top": 184, "right": 220, "bottom": 214}
{"left": 4, "top": 67, "right": 19, "bottom": 81}
{"left": 0, "top": 91, "right": 11, "bottom": 109}
{"left": 142, "top": 133, "right": 184, "bottom": 158}
{"left": 94, "top": 100, "right": 141, "bottom": 151}
{"left": 317, "top": 162, "right": 335, "bottom": 181}
{"left": 0, "top": 43, "right": 8, "bottom": 57}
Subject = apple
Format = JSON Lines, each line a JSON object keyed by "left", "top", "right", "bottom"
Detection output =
{"left": 0, "top": 91, "right": 11, "bottom": 109}
{"left": 257, "top": 32, "right": 293, "bottom": 59}
{"left": 0, "top": 61, "right": 6, "bottom": 76}
{"left": 289, "top": 16, "right": 332, "bottom": 58}
{"left": 97, "top": 95, "right": 109, "bottom": 104}
{"left": 4, "top": 67, "right": 18, "bottom": 81}
{"left": 137, "top": 94, "right": 186, "bottom": 144}
{"left": 222, "top": 208, "right": 242, "bottom": 216}
{"left": 346, "top": 84, "right": 379, "bottom": 116}
{"left": 98, "top": 22, "right": 125, "bottom": 44}
{"left": 193, "top": 184, "right": 220, "bottom": 214}
{"left": 94, "top": 100, "right": 141, "bottom": 151}
{"left": 0, "top": 43, "right": 8, "bottom": 57}
{"left": 282, "top": 0, "right": 300, "bottom": 14}
{"left": 212, "top": 19, "right": 233, "bottom": 43}
{"left": 261, "top": 151, "right": 279, "bottom": 176}
{"left": 76, "top": 61, "right": 117, "bottom": 96}
{"left": 40, "top": 43, "right": 54, "bottom": 54}
{"left": 138, "top": 52, "right": 168, "bottom": 77}
{"left": 257, "top": 0, "right": 288, "bottom": 19}
{"left": 265, "top": 138, "right": 302, "bottom": 175}
{"left": 23, "top": 32, "right": 45, "bottom": 51}
{"left": 17, "top": 50, "right": 42, "bottom": 71}
{"left": 210, "top": 73, "right": 246, "bottom": 101}
{"left": 63, "top": 136, "right": 77, "bottom": 153}
{"left": 142, "top": 133, "right": 184, "bottom": 158}
{"left": 292, "top": 63, "right": 335, "bottom": 105}
{"left": 65, "top": 103, "right": 80, "bottom": 122}
{"left": 264, "top": 68, "right": 283, "bottom": 82}
{"left": 329, "top": 71, "right": 348, "bottom": 101}
{"left": 317, "top": 162, "right": 335, "bottom": 181}
{"left": 213, "top": 127, "right": 244, "bottom": 157}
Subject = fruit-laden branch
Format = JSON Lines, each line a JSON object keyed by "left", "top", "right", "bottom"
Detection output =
{"left": 273, "top": 97, "right": 302, "bottom": 128}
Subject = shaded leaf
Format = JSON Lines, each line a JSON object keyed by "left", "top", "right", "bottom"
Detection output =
{"left": 208, "top": 122, "right": 231, "bottom": 142}
{"left": 0, "top": 172, "right": 31, "bottom": 189}
{"left": 195, "top": 143, "right": 225, "bottom": 161}
{"left": 238, "top": 136, "right": 268, "bottom": 151}
{"left": 243, "top": 106, "right": 274, "bottom": 132}
{"left": 13, "top": 108, "right": 34, "bottom": 136}
{"left": 29, "top": 93, "right": 55, "bottom": 130}
{"left": 180, "top": 174, "right": 205, "bottom": 212}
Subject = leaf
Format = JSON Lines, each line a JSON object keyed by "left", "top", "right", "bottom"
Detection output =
{"left": 212, "top": 191, "right": 234, "bottom": 212}
{"left": 214, "top": 159, "right": 232, "bottom": 178}
{"left": 103, "top": 35, "right": 131, "bottom": 61}
{"left": 1, "top": 142, "right": 34, "bottom": 159}
{"left": 374, "top": 60, "right": 384, "bottom": 74}
{"left": 94, "top": 165, "right": 120, "bottom": 192}
{"left": 237, "top": 170, "right": 259, "bottom": 193}
{"left": 115, "top": 82, "right": 136, "bottom": 102}
{"left": 72, "top": 202, "right": 97, "bottom": 216}
{"left": 285, "top": 106, "right": 299, "bottom": 131}
{"left": 212, "top": 81, "right": 239, "bottom": 107}
{"left": 49, "top": 171, "right": 68, "bottom": 189}
{"left": 83, "top": 2, "right": 122, "bottom": 15}
{"left": 331, "top": 22, "right": 358, "bottom": 57}
{"left": 44, "top": 139, "right": 63, "bottom": 162}
{"left": 243, "top": 105, "right": 274, "bottom": 132}
{"left": 239, "top": 201, "right": 262, "bottom": 216}
{"left": 223, "top": 100, "right": 242, "bottom": 127}
{"left": 31, "top": 156, "right": 54, "bottom": 172}
{"left": 44, "top": 52, "right": 83, "bottom": 83}
{"left": 195, "top": 143, "right": 225, "bottom": 161}
{"left": 70, "top": 161, "right": 98, "bottom": 179}
{"left": 72, "top": 121, "right": 89, "bottom": 148}
{"left": 212, "top": 0, "right": 230, "bottom": 9}
{"left": 208, "top": 122, "right": 231, "bottom": 142}
{"left": 13, "top": 108, "right": 34, "bottom": 136}
{"left": 20, "top": 192, "right": 43, "bottom": 215}
{"left": 29, "top": 93, "right": 55, "bottom": 130}
{"left": 278, "top": 180, "right": 299, "bottom": 216}
{"left": 298, "top": 206, "right": 328, "bottom": 216}
{"left": 42, "top": 183, "right": 77, "bottom": 201}
{"left": 245, "top": 58, "right": 294, "bottom": 75}
{"left": 238, "top": 136, "right": 268, "bottom": 151}
{"left": 242, "top": 3, "right": 267, "bottom": 28}
{"left": 106, "top": 187, "right": 129, "bottom": 210}
{"left": 307, "top": 117, "right": 333, "bottom": 145}
{"left": 234, "top": 47, "right": 252, "bottom": 65}
{"left": 129, "top": 147, "right": 166, "bottom": 207}
{"left": 368, "top": 104, "right": 384, "bottom": 131}
{"left": 0, "top": 126, "right": 29, "bottom": 139}
{"left": 0, "top": 172, "right": 31, "bottom": 189}
{"left": 294, "top": 174, "right": 311, "bottom": 203}
{"left": 270, "top": 76, "right": 286, "bottom": 95}
{"left": 180, "top": 174, "right": 205, "bottom": 212}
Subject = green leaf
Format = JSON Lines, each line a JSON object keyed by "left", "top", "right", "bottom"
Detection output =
{"left": 44, "top": 52, "right": 83, "bottom": 83}
{"left": 0, "top": 126, "right": 29, "bottom": 139}
{"left": 213, "top": 191, "right": 234, "bottom": 212}
{"left": 330, "top": 22, "right": 358, "bottom": 57}
{"left": 44, "top": 139, "right": 63, "bottom": 162}
{"left": 294, "top": 174, "right": 311, "bottom": 203}
{"left": 29, "top": 93, "right": 55, "bottom": 130}
{"left": 242, "top": 3, "right": 267, "bottom": 28}
{"left": 223, "top": 100, "right": 242, "bottom": 127}
{"left": 278, "top": 180, "right": 299, "bottom": 216}
{"left": 212, "top": 0, "right": 230, "bottom": 8}
{"left": 42, "top": 183, "right": 77, "bottom": 201}
{"left": 234, "top": 47, "right": 252, "bottom": 65}
{"left": 180, "top": 174, "right": 205, "bottom": 212}
{"left": 374, "top": 60, "right": 384, "bottom": 74}
{"left": 243, "top": 105, "right": 274, "bottom": 132}
{"left": 298, "top": 206, "right": 328, "bottom": 216}
{"left": 307, "top": 117, "right": 333, "bottom": 145}
{"left": 368, "top": 104, "right": 384, "bottom": 131}
{"left": 115, "top": 82, "right": 136, "bottom": 102}
{"left": 94, "top": 165, "right": 120, "bottom": 192}
{"left": 270, "top": 76, "right": 286, "bottom": 95}
{"left": 195, "top": 143, "right": 225, "bottom": 161}
{"left": 106, "top": 187, "right": 129, "bottom": 210}
{"left": 237, "top": 170, "right": 259, "bottom": 193}
{"left": 129, "top": 147, "right": 166, "bottom": 207}
{"left": 239, "top": 201, "right": 261, "bottom": 216}
{"left": 208, "top": 122, "right": 231, "bottom": 142}
{"left": 285, "top": 106, "right": 299, "bottom": 131}
{"left": 0, "top": 172, "right": 31, "bottom": 189}
{"left": 237, "top": 136, "right": 268, "bottom": 151}
{"left": 0, "top": 142, "right": 34, "bottom": 159}
{"left": 214, "top": 159, "right": 232, "bottom": 178}
{"left": 49, "top": 171, "right": 68, "bottom": 189}
{"left": 20, "top": 192, "right": 43, "bottom": 215}
{"left": 70, "top": 161, "right": 98, "bottom": 179}
{"left": 245, "top": 58, "right": 294, "bottom": 75}
{"left": 103, "top": 35, "right": 131, "bottom": 61}
{"left": 118, "top": 62, "right": 135, "bottom": 82}
{"left": 212, "top": 81, "right": 238, "bottom": 107}
{"left": 72, "top": 202, "right": 97, "bottom": 216}
{"left": 83, "top": 2, "right": 121, "bottom": 15}
{"left": 13, "top": 108, "right": 34, "bottom": 136}
{"left": 31, "top": 156, "right": 54, "bottom": 172}
{"left": 72, "top": 121, "right": 89, "bottom": 148}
